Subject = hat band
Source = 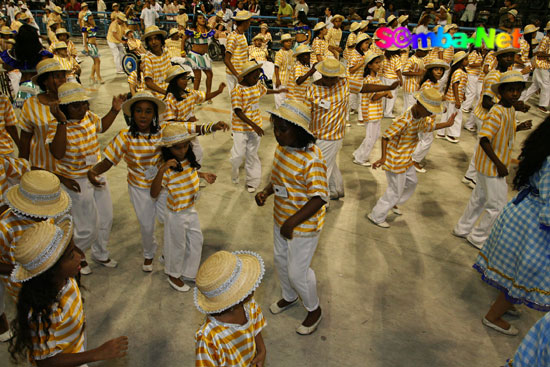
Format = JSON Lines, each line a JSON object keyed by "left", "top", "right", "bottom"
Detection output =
{"left": 162, "top": 133, "right": 194, "bottom": 145}
{"left": 59, "top": 87, "right": 87, "bottom": 100}
{"left": 419, "top": 95, "right": 442, "bottom": 107}
{"left": 280, "top": 103, "right": 311, "bottom": 125}
{"left": 21, "top": 227, "right": 63, "bottom": 272}
{"left": 202, "top": 257, "right": 242, "bottom": 298}
{"left": 19, "top": 186, "right": 61, "bottom": 203}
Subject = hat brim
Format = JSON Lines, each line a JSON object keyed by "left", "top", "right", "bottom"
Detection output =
{"left": 414, "top": 92, "right": 443, "bottom": 114}
{"left": 158, "top": 133, "right": 198, "bottom": 147}
{"left": 490, "top": 80, "right": 532, "bottom": 95}
{"left": 122, "top": 95, "right": 167, "bottom": 116}
{"left": 524, "top": 27, "right": 539, "bottom": 34}
{"left": 316, "top": 63, "right": 346, "bottom": 77}
{"left": 238, "top": 63, "right": 263, "bottom": 79}
{"left": 494, "top": 48, "right": 519, "bottom": 56}
{"left": 294, "top": 49, "right": 313, "bottom": 57}
{"left": 332, "top": 15, "right": 345, "bottom": 21}
{"left": 233, "top": 14, "right": 252, "bottom": 21}
{"left": 451, "top": 54, "right": 468, "bottom": 66}
{"left": 313, "top": 24, "right": 326, "bottom": 31}
{"left": 60, "top": 95, "right": 91, "bottom": 105}
{"left": 425, "top": 63, "right": 450, "bottom": 70}
{"left": 31, "top": 67, "right": 69, "bottom": 84}
{"left": 143, "top": 29, "right": 167, "bottom": 39}
{"left": 166, "top": 70, "right": 192, "bottom": 83}
{"left": 5, "top": 185, "right": 71, "bottom": 219}
{"left": 195, "top": 251, "right": 264, "bottom": 314}
{"left": 268, "top": 108, "right": 315, "bottom": 140}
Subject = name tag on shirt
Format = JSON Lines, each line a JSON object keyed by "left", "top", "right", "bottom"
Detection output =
{"left": 144, "top": 166, "right": 158, "bottom": 180}
{"left": 85, "top": 155, "right": 98, "bottom": 166}
{"left": 318, "top": 99, "right": 330, "bottom": 109}
{"left": 273, "top": 184, "right": 288, "bottom": 198}
{"left": 251, "top": 103, "right": 260, "bottom": 111}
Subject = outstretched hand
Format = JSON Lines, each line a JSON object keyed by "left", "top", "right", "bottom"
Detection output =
{"left": 112, "top": 94, "right": 127, "bottom": 112}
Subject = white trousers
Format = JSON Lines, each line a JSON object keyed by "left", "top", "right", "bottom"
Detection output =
{"left": 462, "top": 74, "right": 480, "bottom": 111}
{"left": 440, "top": 68, "right": 450, "bottom": 93}
{"left": 273, "top": 224, "right": 320, "bottom": 311}
{"left": 381, "top": 77, "right": 398, "bottom": 117}
{"left": 316, "top": 139, "right": 344, "bottom": 197}
{"left": 164, "top": 207, "right": 203, "bottom": 279}
{"left": 230, "top": 131, "right": 262, "bottom": 188}
{"left": 353, "top": 120, "right": 380, "bottom": 164}
{"left": 227, "top": 74, "right": 238, "bottom": 120}
{"left": 464, "top": 114, "right": 484, "bottom": 181}
{"left": 454, "top": 173, "right": 508, "bottom": 245}
{"left": 402, "top": 92, "right": 416, "bottom": 112}
{"left": 274, "top": 84, "right": 288, "bottom": 109}
{"left": 127, "top": 184, "right": 167, "bottom": 260}
{"left": 521, "top": 68, "right": 550, "bottom": 107}
{"left": 63, "top": 176, "right": 112, "bottom": 261}
{"left": 412, "top": 130, "right": 434, "bottom": 163}
{"left": 191, "top": 138, "right": 203, "bottom": 165}
{"left": 370, "top": 166, "right": 418, "bottom": 223}
{"left": 441, "top": 102, "right": 463, "bottom": 138}
{"left": 107, "top": 41, "right": 125, "bottom": 73}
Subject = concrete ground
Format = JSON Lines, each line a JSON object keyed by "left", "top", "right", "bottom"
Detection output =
{"left": 2, "top": 41, "right": 547, "bottom": 366}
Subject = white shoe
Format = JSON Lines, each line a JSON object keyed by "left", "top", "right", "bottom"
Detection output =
{"left": 392, "top": 207, "right": 402, "bottom": 215}
{"left": 345, "top": 122, "right": 351, "bottom": 127}
{"left": 142, "top": 261, "right": 153, "bottom": 272}
{"left": 247, "top": 186, "right": 256, "bottom": 193}
{"left": 466, "top": 235, "right": 484, "bottom": 250}
{"left": 451, "top": 229, "right": 468, "bottom": 239}
{"left": 414, "top": 165, "right": 426, "bottom": 173}
{"left": 269, "top": 299, "right": 298, "bottom": 314}
{"left": 435, "top": 134, "right": 446, "bottom": 139}
{"left": 80, "top": 263, "right": 92, "bottom": 275}
{"left": 461, "top": 176, "right": 476, "bottom": 189}
{"left": 352, "top": 159, "right": 371, "bottom": 167}
{"left": 168, "top": 277, "right": 191, "bottom": 292}
{"left": 482, "top": 317, "right": 518, "bottom": 336}
{"left": 367, "top": 213, "right": 390, "bottom": 228}
{"left": 0, "top": 329, "right": 13, "bottom": 342}
{"left": 445, "top": 135, "right": 459, "bottom": 144}
{"left": 93, "top": 258, "right": 118, "bottom": 268}
{"left": 296, "top": 313, "right": 322, "bottom": 335}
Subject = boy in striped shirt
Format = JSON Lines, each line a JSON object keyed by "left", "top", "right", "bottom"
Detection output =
{"left": 274, "top": 33, "right": 294, "bottom": 108}
{"left": 401, "top": 47, "right": 429, "bottom": 111}
{"left": 454, "top": 71, "right": 532, "bottom": 249}
{"left": 0, "top": 95, "right": 19, "bottom": 156}
{"left": 248, "top": 34, "right": 268, "bottom": 62}
{"left": 462, "top": 47, "right": 484, "bottom": 114}
{"left": 368, "top": 88, "right": 457, "bottom": 228}
{"left": 224, "top": 10, "right": 252, "bottom": 91}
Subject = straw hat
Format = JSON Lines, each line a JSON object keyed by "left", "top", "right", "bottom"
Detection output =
{"left": 524, "top": 24, "right": 539, "bottom": 34}
{"left": 313, "top": 22, "right": 326, "bottom": 32}
{"left": 55, "top": 27, "right": 69, "bottom": 36}
{"left": 81, "top": 2, "right": 88, "bottom": 8}
{"left": 425, "top": 2, "right": 434, "bottom": 9}
{"left": 413, "top": 87, "right": 444, "bottom": 114}
{"left": 508, "top": 9, "right": 518, "bottom": 17}
{"left": 125, "top": 28, "right": 133, "bottom": 35}
{"left": 378, "top": 18, "right": 386, "bottom": 25}
{"left": 545, "top": 21, "right": 550, "bottom": 31}
{"left": 490, "top": 70, "right": 532, "bottom": 95}
{"left": 364, "top": 51, "right": 384, "bottom": 65}
{"left": 31, "top": 58, "right": 68, "bottom": 84}
{"left": 5, "top": 170, "right": 71, "bottom": 219}
{"left": 165, "top": 64, "right": 193, "bottom": 83}
{"left": 386, "top": 45, "right": 400, "bottom": 51}
{"left": 398, "top": 15, "right": 409, "bottom": 24}
{"left": 178, "top": 5, "right": 186, "bottom": 10}
{"left": 53, "top": 6, "right": 63, "bottom": 14}
{"left": 451, "top": 51, "right": 468, "bottom": 66}
{"left": 143, "top": 25, "right": 167, "bottom": 40}
{"left": 355, "top": 33, "right": 370, "bottom": 46}
{"left": 350, "top": 22, "right": 361, "bottom": 32}
{"left": 122, "top": 92, "right": 166, "bottom": 116}
{"left": 293, "top": 44, "right": 313, "bottom": 57}
{"left": 280, "top": 33, "right": 294, "bottom": 42}
{"left": 233, "top": 10, "right": 252, "bottom": 21}
{"left": 444, "top": 23, "right": 458, "bottom": 32}
{"left": 194, "top": 250, "right": 264, "bottom": 314}
{"left": 215, "top": 10, "right": 223, "bottom": 18}
{"left": 360, "top": 20, "right": 370, "bottom": 29}
{"left": 425, "top": 58, "right": 450, "bottom": 70}
{"left": 238, "top": 61, "right": 263, "bottom": 79}
{"left": 252, "top": 33, "right": 264, "bottom": 41}
{"left": 532, "top": 38, "right": 540, "bottom": 45}
{"left": 260, "top": 23, "right": 268, "bottom": 29}
{"left": 0, "top": 26, "right": 12, "bottom": 35}
{"left": 52, "top": 41, "right": 67, "bottom": 50}
{"left": 117, "top": 13, "right": 127, "bottom": 22}
{"left": 332, "top": 14, "right": 344, "bottom": 21}
{"left": 112, "top": 2, "right": 119, "bottom": 7}
{"left": 268, "top": 100, "right": 314, "bottom": 139}
{"left": 387, "top": 15, "right": 397, "bottom": 24}
{"left": 159, "top": 123, "right": 197, "bottom": 147}
{"left": 58, "top": 82, "right": 90, "bottom": 105}
{"left": 168, "top": 27, "right": 180, "bottom": 37}
{"left": 494, "top": 46, "right": 519, "bottom": 56}
{"left": 316, "top": 58, "right": 346, "bottom": 77}
{"left": 11, "top": 217, "right": 74, "bottom": 283}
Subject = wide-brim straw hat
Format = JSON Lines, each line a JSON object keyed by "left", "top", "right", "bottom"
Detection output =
{"left": 122, "top": 92, "right": 166, "bottom": 116}
{"left": 387, "top": 15, "right": 397, "bottom": 24}
{"left": 451, "top": 50, "right": 468, "bottom": 66}
{"left": 355, "top": 33, "right": 370, "bottom": 46}
{"left": 117, "top": 13, "right": 127, "bottom": 22}
{"left": 332, "top": 14, "right": 344, "bottom": 21}
{"left": 398, "top": 15, "right": 409, "bottom": 24}
{"left": 268, "top": 99, "right": 314, "bottom": 139}
{"left": 159, "top": 123, "right": 197, "bottom": 147}
{"left": 360, "top": 20, "right": 370, "bottom": 29}
{"left": 490, "top": 70, "right": 532, "bottom": 95}
{"left": 194, "top": 250, "right": 264, "bottom": 314}
{"left": 413, "top": 87, "right": 444, "bottom": 114}
{"left": 508, "top": 9, "right": 518, "bottom": 17}
{"left": 143, "top": 25, "right": 167, "bottom": 40}
{"left": 11, "top": 217, "right": 74, "bottom": 283}
{"left": 58, "top": 82, "right": 90, "bottom": 105}
{"left": 494, "top": 46, "right": 519, "bottom": 56}
{"left": 316, "top": 58, "right": 346, "bottom": 77}
{"left": 5, "top": 170, "right": 71, "bottom": 219}
{"left": 165, "top": 64, "right": 193, "bottom": 83}
{"left": 233, "top": 10, "right": 252, "bottom": 21}
{"left": 545, "top": 21, "right": 550, "bottom": 31}
{"left": 55, "top": 27, "right": 69, "bottom": 36}
{"left": 216, "top": 10, "right": 224, "bottom": 18}
{"left": 280, "top": 33, "right": 294, "bottom": 42}
{"left": 425, "top": 58, "right": 450, "bottom": 70}
{"left": 168, "top": 27, "right": 180, "bottom": 37}
{"left": 378, "top": 18, "right": 386, "bottom": 24}
{"left": 53, "top": 6, "right": 63, "bottom": 14}
{"left": 81, "top": 2, "right": 88, "bottom": 8}
{"left": 294, "top": 44, "right": 313, "bottom": 57}
{"left": 238, "top": 61, "right": 263, "bottom": 79}
{"left": 444, "top": 23, "right": 458, "bottom": 33}
{"left": 31, "top": 58, "right": 68, "bottom": 84}
{"left": 252, "top": 33, "right": 264, "bottom": 41}
{"left": 0, "top": 26, "right": 12, "bottom": 35}
{"left": 425, "top": 2, "right": 434, "bottom": 8}
{"left": 350, "top": 22, "right": 361, "bottom": 32}
{"left": 364, "top": 51, "right": 384, "bottom": 65}
{"left": 52, "top": 41, "right": 67, "bottom": 50}
{"left": 524, "top": 24, "right": 539, "bottom": 34}
{"left": 313, "top": 22, "right": 326, "bottom": 32}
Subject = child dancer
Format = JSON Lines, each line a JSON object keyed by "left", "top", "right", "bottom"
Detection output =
{"left": 437, "top": 51, "right": 468, "bottom": 143}
{"left": 88, "top": 93, "right": 167, "bottom": 272}
{"left": 401, "top": 46, "right": 429, "bottom": 111}
{"left": 326, "top": 14, "right": 344, "bottom": 59}
{"left": 342, "top": 22, "right": 359, "bottom": 63}
{"left": 521, "top": 24, "right": 550, "bottom": 112}
{"left": 274, "top": 33, "right": 294, "bottom": 108}
{"left": 224, "top": 10, "right": 252, "bottom": 92}
{"left": 230, "top": 61, "right": 286, "bottom": 193}
{"left": 381, "top": 46, "right": 403, "bottom": 118}
{"left": 48, "top": 82, "right": 126, "bottom": 274}
{"left": 142, "top": 25, "right": 171, "bottom": 98}
{"left": 368, "top": 88, "right": 456, "bottom": 228}
{"left": 8, "top": 219, "right": 129, "bottom": 365}
{"left": 348, "top": 33, "right": 370, "bottom": 121}
{"left": 248, "top": 34, "right": 268, "bottom": 62}
{"left": 52, "top": 41, "right": 80, "bottom": 82}
{"left": 311, "top": 22, "right": 331, "bottom": 62}
{"left": 151, "top": 123, "right": 216, "bottom": 291}
{"left": 453, "top": 71, "right": 533, "bottom": 249}
{"left": 473, "top": 116, "right": 549, "bottom": 336}
{"left": 194, "top": 250, "right": 266, "bottom": 365}
{"left": 462, "top": 46, "right": 484, "bottom": 114}
{"left": 290, "top": 45, "right": 315, "bottom": 104}
{"left": 255, "top": 100, "right": 328, "bottom": 335}
{"left": 353, "top": 52, "right": 397, "bottom": 166}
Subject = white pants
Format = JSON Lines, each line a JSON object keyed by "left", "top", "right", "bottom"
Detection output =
{"left": 107, "top": 41, "right": 125, "bottom": 73}
{"left": 370, "top": 166, "right": 418, "bottom": 223}
{"left": 462, "top": 74, "right": 480, "bottom": 111}
{"left": 440, "top": 102, "right": 463, "bottom": 138}
{"left": 353, "top": 120, "right": 380, "bottom": 164}
{"left": 464, "top": 114, "right": 484, "bottom": 181}
{"left": 402, "top": 92, "right": 416, "bottom": 112}
{"left": 381, "top": 77, "right": 398, "bottom": 117}
{"left": 226, "top": 73, "right": 238, "bottom": 91}
{"left": 230, "top": 131, "right": 262, "bottom": 188}
{"left": 454, "top": 173, "right": 508, "bottom": 245}
{"left": 273, "top": 224, "right": 320, "bottom": 311}
{"left": 127, "top": 184, "right": 167, "bottom": 260}
{"left": 164, "top": 207, "right": 203, "bottom": 279}
{"left": 521, "top": 68, "right": 550, "bottom": 107}
{"left": 316, "top": 139, "right": 344, "bottom": 198}
{"left": 440, "top": 68, "right": 451, "bottom": 93}
{"left": 274, "top": 84, "right": 288, "bottom": 109}
{"left": 191, "top": 138, "right": 203, "bottom": 165}
{"left": 412, "top": 130, "right": 434, "bottom": 163}
{"left": 350, "top": 93, "right": 360, "bottom": 112}
{"left": 63, "top": 176, "right": 112, "bottom": 261}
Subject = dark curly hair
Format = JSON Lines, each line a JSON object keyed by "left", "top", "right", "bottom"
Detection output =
{"left": 128, "top": 101, "right": 160, "bottom": 138}
{"left": 144, "top": 34, "right": 165, "bottom": 52}
{"left": 14, "top": 24, "right": 44, "bottom": 70}
{"left": 271, "top": 114, "right": 315, "bottom": 148}
{"left": 363, "top": 54, "right": 383, "bottom": 77}
{"left": 165, "top": 75, "right": 191, "bottom": 102}
{"left": 513, "top": 117, "right": 550, "bottom": 190}
{"left": 161, "top": 144, "right": 201, "bottom": 171}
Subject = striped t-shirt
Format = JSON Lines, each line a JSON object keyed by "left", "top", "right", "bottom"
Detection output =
{"left": 312, "top": 37, "right": 331, "bottom": 60}
{"left": 289, "top": 62, "right": 313, "bottom": 104}
{"left": 466, "top": 51, "right": 483, "bottom": 77}
{"left": 162, "top": 159, "right": 200, "bottom": 212}
{"left": 231, "top": 83, "right": 267, "bottom": 132}
{"left": 226, "top": 31, "right": 249, "bottom": 75}
{"left": 248, "top": 45, "right": 268, "bottom": 62}
{"left": 473, "top": 69, "right": 501, "bottom": 121}
{"left": 162, "top": 91, "right": 206, "bottom": 122}
{"left": 274, "top": 48, "right": 294, "bottom": 86}
{"left": 0, "top": 95, "right": 17, "bottom": 155}
{"left": 361, "top": 74, "right": 384, "bottom": 122}
{"left": 382, "top": 54, "right": 402, "bottom": 80}
{"left": 142, "top": 50, "right": 172, "bottom": 97}
{"left": 402, "top": 55, "right": 424, "bottom": 93}
{"left": 347, "top": 50, "right": 366, "bottom": 82}
{"left": 444, "top": 68, "right": 468, "bottom": 103}
{"left": 534, "top": 36, "right": 550, "bottom": 70}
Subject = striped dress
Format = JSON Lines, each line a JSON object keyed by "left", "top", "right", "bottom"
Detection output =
{"left": 360, "top": 74, "right": 384, "bottom": 123}
{"left": 162, "top": 91, "right": 206, "bottom": 122}
{"left": 162, "top": 159, "right": 200, "bottom": 212}
{"left": 289, "top": 62, "right": 313, "bottom": 104}
{"left": 0, "top": 95, "right": 17, "bottom": 155}
{"left": 195, "top": 298, "right": 266, "bottom": 367}
{"left": 142, "top": 50, "right": 172, "bottom": 98}
{"left": 230, "top": 83, "right": 267, "bottom": 132}
{"left": 226, "top": 31, "right": 248, "bottom": 75}
{"left": 271, "top": 144, "right": 328, "bottom": 236}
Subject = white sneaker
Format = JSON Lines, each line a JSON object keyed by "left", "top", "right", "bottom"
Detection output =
{"left": 392, "top": 207, "right": 402, "bottom": 215}
{"left": 461, "top": 176, "right": 476, "bottom": 189}
{"left": 482, "top": 317, "right": 518, "bottom": 336}
{"left": 0, "top": 329, "right": 13, "bottom": 342}
{"left": 367, "top": 213, "right": 390, "bottom": 228}
{"left": 80, "top": 264, "right": 92, "bottom": 275}
{"left": 247, "top": 186, "right": 256, "bottom": 193}
{"left": 352, "top": 159, "right": 371, "bottom": 167}
{"left": 414, "top": 165, "right": 426, "bottom": 173}
{"left": 466, "top": 235, "right": 484, "bottom": 250}
{"left": 445, "top": 135, "right": 459, "bottom": 144}
{"left": 168, "top": 277, "right": 191, "bottom": 292}
{"left": 93, "top": 258, "right": 118, "bottom": 268}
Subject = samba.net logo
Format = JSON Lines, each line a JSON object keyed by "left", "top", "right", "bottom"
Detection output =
{"left": 375, "top": 27, "right": 522, "bottom": 50}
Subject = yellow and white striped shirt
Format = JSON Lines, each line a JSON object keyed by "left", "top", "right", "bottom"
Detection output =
{"left": 0, "top": 95, "right": 17, "bottom": 155}
{"left": 445, "top": 68, "right": 468, "bottom": 103}
{"left": 343, "top": 33, "right": 357, "bottom": 61}
{"left": 127, "top": 38, "right": 144, "bottom": 55}
{"left": 481, "top": 51, "right": 497, "bottom": 80}
{"left": 424, "top": 48, "right": 440, "bottom": 64}
{"left": 162, "top": 91, "right": 206, "bottom": 122}
{"left": 271, "top": 144, "right": 328, "bottom": 235}
{"left": 361, "top": 74, "right": 384, "bottom": 122}
{"left": 248, "top": 45, "right": 268, "bottom": 62}
{"left": 312, "top": 37, "right": 331, "bottom": 60}
{"left": 128, "top": 71, "right": 145, "bottom": 93}
{"left": 274, "top": 48, "right": 294, "bottom": 86}
{"left": 326, "top": 27, "right": 342, "bottom": 49}
{"left": 382, "top": 54, "right": 402, "bottom": 80}
{"left": 473, "top": 70, "right": 501, "bottom": 121}
{"left": 30, "top": 278, "right": 86, "bottom": 362}
{"left": 53, "top": 55, "right": 77, "bottom": 78}
{"left": 195, "top": 298, "right": 266, "bottom": 367}
{"left": 19, "top": 96, "right": 58, "bottom": 172}
{"left": 534, "top": 36, "right": 550, "bottom": 70}
{"left": 48, "top": 40, "right": 78, "bottom": 59}
{"left": 517, "top": 38, "right": 530, "bottom": 66}
{"left": 347, "top": 50, "right": 366, "bottom": 81}
{"left": 400, "top": 49, "right": 409, "bottom": 69}
{"left": 402, "top": 55, "right": 424, "bottom": 93}
{"left": 466, "top": 50, "right": 483, "bottom": 77}
{"left": 226, "top": 31, "right": 249, "bottom": 75}
{"left": 230, "top": 83, "right": 267, "bottom": 132}
{"left": 369, "top": 42, "right": 384, "bottom": 56}
{"left": 442, "top": 46, "right": 454, "bottom": 64}
{"left": 0, "top": 156, "right": 30, "bottom": 202}
{"left": 162, "top": 159, "right": 199, "bottom": 212}
{"left": 142, "top": 50, "right": 172, "bottom": 98}
{"left": 383, "top": 109, "right": 436, "bottom": 174}
{"left": 165, "top": 39, "right": 183, "bottom": 58}
{"left": 46, "top": 112, "right": 102, "bottom": 179}
{"left": 474, "top": 104, "right": 516, "bottom": 177}
{"left": 290, "top": 62, "right": 313, "bottom": 104}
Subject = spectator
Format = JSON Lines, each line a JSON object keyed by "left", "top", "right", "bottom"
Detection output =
{"left": 498, "top": 0, "right": 516, "bottom": 26}
{"left": 534, "top": 19, "right": 544, "bottom": 42}
{"left": 277, "top": 0, "right": 293, "bottom": 26}
{"left": 176, "top": 5, "right": 189, "bottom": 31}
{"left": 141, "top": 0, "right": 159, "bottom": 29}
{"left": 373, "top": 0, "right": 385, "bottom": 21}
{"left": 248, "top": 0, "right": 260, "bottom": 15}
{"left": 221, "top": 1, "right": 232, "bottom": 23}
{"left": 135, "top": 0, "right": 144, "bottom": 13}
{"left": 111, "top": 3, "right": 122, "bottom": 22}
{"left": 415, "top": 14, "right": 430, "bottom": 34}
{"left": 499, "top": 9, "right": 521, "bottom": 32}
{"left": 212, "top": 0, "right": 223, "bottom": 12}
{"left": 294, "top": 0, "right": 308, "bottom": 18}
{"left": 420, "top": 2, "right": 436, "bottom": 25}
{"left": 7, "top": 1, "right": 17, "bottom": 22}
{"left": 97, "top": 0, "right": 106, "bottom": 20}
{"left": 386, "top": 3, "right": 398, "bottom": 18}
{"left": 348, "top": 8, "right": 362, "bottom": 21}
{"left": 323, "top": 7, "right": 333, "bottom": 29}
{"left": 436, "top": 6, "right": 448, "bottom": 26}
{"left": 163, "top": 0, "right": 177, "bottom": 20}
{"left": 460, "top": 0, "right": 476, "bottom": 27}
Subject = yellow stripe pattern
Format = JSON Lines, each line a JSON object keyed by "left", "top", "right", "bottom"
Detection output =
{"left": 382, "top": 54, "right": 402, "bottom": 79}
{"left": 445, "top": 68, "right": 468, "bottom": 103}
{"left": 248, "top": 45, "right": 268, "bottom": 62}
{"left": 0, "top": 95, "right": 17, "bottom": 155}
{"left": 230, "top": 83, "right": 267, "bottom": 132}
{"left": 289, "top": 62, "right": 313, "bottom": 104}
{"left": 312, "top": 37, "right": 331, "bottom": 60}
{"left": 226, "top": 32, "right": 249, "bottom": 75}
{"left": 306, "top": 78, "right": 350, "bottom": 141}
{"left": 142, "top": 50, "right": 172, "bottom": 98}
{"left": 402, "top": 55, "right": 424, "bottom": 93}
{"left": 163, "top": 159, "right": 199, "bottom": 212}
{"left": 162, "top": 91, "right": 206, "bottom": 122}
{"left": 466, "top": 50, "right": 483, "bottom": 77}
{"left": 274, "top": 48, "right": 294, "bottom": 86}
{"left": 473, "top": 70, "right": 501, "bottom": 121}
{"left": 0, "top": 156, "right": 30, "bottom": 201}
{"left": 534, "top": 36, "right": 550, "bottom": 69}
{"left": 361, "top": 75, "right": 384, "bottom": 122}
{"left": 347, "top": 50, "right": 366, "bottom": 81}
